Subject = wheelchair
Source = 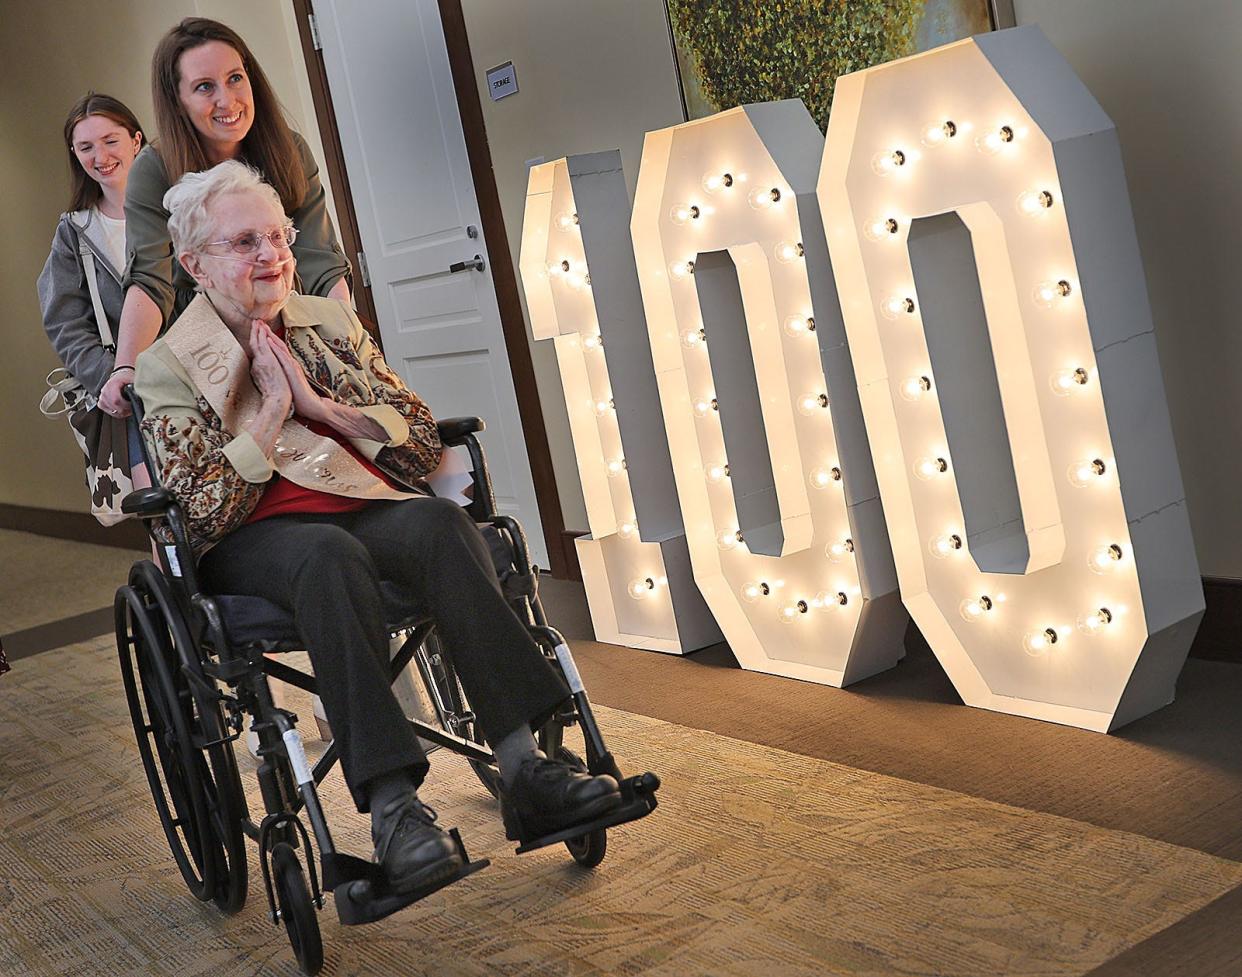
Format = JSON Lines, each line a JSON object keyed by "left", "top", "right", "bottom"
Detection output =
{"left": 113, "top": 387, "right": 659, "bottom": 975}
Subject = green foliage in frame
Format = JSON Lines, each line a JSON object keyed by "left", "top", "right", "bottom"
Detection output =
{"left": 668, "top": 0, "right": 927, "bottom": 131}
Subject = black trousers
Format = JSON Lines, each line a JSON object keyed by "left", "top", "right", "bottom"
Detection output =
{"left": 199, "top": 497, "right": 570, "bottom": 810}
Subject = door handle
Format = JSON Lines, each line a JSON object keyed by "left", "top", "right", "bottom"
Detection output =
{"left": 449, "top": 254, "right": 486, "bottom": 274}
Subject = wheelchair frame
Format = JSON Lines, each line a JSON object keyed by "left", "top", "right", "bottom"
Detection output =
{"left": 114, "top": 386, "right": 659, "bottom": 975}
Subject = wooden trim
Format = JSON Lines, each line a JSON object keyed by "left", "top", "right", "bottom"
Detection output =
{"left": 291, "top": 0, "right": 380, "bottom": 338}
{"left": 0, "top": 504, "right": 147, "bottom": 551}
{"left": 989, "top": 0, "right": 1018, "bottom": 29}
{"left": 437, "top": 0, "right": 572, "bottom": 579}
{"left": 1192, "top": 576, "right": 1242, "bottom": 663}
{"left": 560, "top": 530, "right": 588, "bottom": 582}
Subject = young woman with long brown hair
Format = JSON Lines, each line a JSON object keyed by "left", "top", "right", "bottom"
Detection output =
{"left": 99, "top": 17, "right": 350, "bottom": 419}
{"left": 38, "top": 93, "right": 148, "bottom": 503}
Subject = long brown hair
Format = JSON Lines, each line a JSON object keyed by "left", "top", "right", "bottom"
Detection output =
{"left": 63, "top": 93, "right": 144, "bottom": 213}
{"left": 150, "top": 18, "right": 307, "bottom": 212}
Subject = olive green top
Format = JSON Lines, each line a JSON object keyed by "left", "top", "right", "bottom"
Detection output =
{"left": 122, "top": 131, "right": 351, "bottom": 326}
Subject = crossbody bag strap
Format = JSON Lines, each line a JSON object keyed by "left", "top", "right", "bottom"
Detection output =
{"left": 69, "top": 212, "right": 115, "bottom": 350}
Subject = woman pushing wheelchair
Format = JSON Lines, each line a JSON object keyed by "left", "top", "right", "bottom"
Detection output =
{"left": 133, "top": 158, "right": 625, "bottom": 897}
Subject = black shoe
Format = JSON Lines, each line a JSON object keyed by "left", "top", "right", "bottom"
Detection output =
{"left": 371, "top": 794, "right": 463, "bottom": 894}
{"left": 500, "top": 754, "right": 623, "bottom": 841}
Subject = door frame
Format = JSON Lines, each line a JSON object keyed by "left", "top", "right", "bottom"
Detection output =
{"left": 291, "top": 0, "right": 575, "bottom": 579}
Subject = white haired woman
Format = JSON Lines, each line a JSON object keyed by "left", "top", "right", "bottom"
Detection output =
{"left": 133, "top": 160, "right": 621, "bottom": 894}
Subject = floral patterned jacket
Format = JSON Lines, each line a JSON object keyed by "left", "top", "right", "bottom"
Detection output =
{"left": 134, "top": 293, "right": 442, "bottom": 556}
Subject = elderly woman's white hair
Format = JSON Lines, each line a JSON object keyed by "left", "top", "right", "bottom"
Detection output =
{"left": 163, "top": 160, "right": 286, "bottom": 256}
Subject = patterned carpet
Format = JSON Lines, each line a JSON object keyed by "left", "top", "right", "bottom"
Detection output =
{"left": 3, "top": 637, "right": 1241, "bottom": 977}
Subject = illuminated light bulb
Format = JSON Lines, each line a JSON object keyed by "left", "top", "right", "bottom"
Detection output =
{"left": 554, "top": 211, "right": 580, "bottom": 231}
{"left": 565, "top": 270, "right": 589, "bottom": 290}
{"left": 826, "top": 538, "right": 855, "bottom": 563}
{"left": 914, "top": 456, "right": 949, "bottom": 480}
{"left": 706, "top": 462, "right": 730, "bottom": 483}
{"left": 1033, "top": 279, "right": 1074, "bottom": 307}
{"left": 775, "top": 240, "right": 805, "bottom": 262}
{"left": 959, "top": 594, "right": 994, "bottom": 622}
{"left": 628, "top": 577, "right": 656, "bottom": 600}
{"left": 881, "top": 294, "right": 916, "bottom": 319}
{"left": 748, "top": 186, "right": 782, "bottom": 210}
{"left": 716, "top": 528, "right": 743, "bottom": 551}
{"left": 681, "top": 327, "right": 707, "bottom": 349}
{"left": 778, "top": 601, "right": 806, "bottom": 624}
{"left": 582, "top": 333, "right": 603, "bottom": 350}
{"left": 669, "top": 259, "right": 695, "bottom": 280}
{"left": 617, "top": 520, "right": 639, "bottom": 540}
{"left": 813, "top": 590, "right": 849, "bottom": 609}
{"left": 930, "top": 533, "right": 963, "bottom": 559}
{"left": 976, "top": 124, "right": 1015, "bottom": 155}
{"left": 810, "top": 466, "right": 842, "bottom": 489}
{"left": 797, "top": 392, "right": 830, "bottom": 415}
{"left": 592, "top": 398, "right": 615, "bottom": 416}
{"left": 1068, "top": 458, "right": 1108, "bottom": 488}
{"left": 1023, "top": 627, "right": 1059, "bottom": 656}
{"left": 702, "top": 171, "right": 734, "bottom": 194}
{"left": 1051, "top": 366, "right": 1090, "bottom": 395}
{"left": 783, "top": 315, "right": 816, "bottom": 336}
{"left": 692, "top": 396, "right": 719, "bottom": 418}
{"left": 1078, "top": 607, "right": 1114, "bottom": 634}
{"left": 864, "top": 216, "right": 901, "bottom": 241}
{"left": 741, "top": 580, "right": 770, "bottom": 603}
{"left": 1018, "top": 189, "right": 1056, "bottom": 215}
{"left": 921, "top": 119, "right": 957, "bottom": 147}
{"left": 900, "top": 375, "right": 933, "bottom": 401}
{"left": 871, "top": 149, "right": 907, "bottom": 175}
{"left": 669, "top": 202, "right": 701, "bottom": 225}
{"left": 606, "top": 457, "right": 626, "bottom": 478}
{"left": 1089, "top": 543, "right": 1125, "bottom": 574}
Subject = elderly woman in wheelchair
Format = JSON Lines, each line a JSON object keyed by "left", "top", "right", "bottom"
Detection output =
{"left": 116, "top": 159, "right": 657, "bottom": 973}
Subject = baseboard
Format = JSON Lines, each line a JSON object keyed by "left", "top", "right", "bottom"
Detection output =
{"left": 1192, "top": 577, "right": 1242, "bottom": 662}
{"left": 0, "top": 503, "right": 147, "bottom": 551}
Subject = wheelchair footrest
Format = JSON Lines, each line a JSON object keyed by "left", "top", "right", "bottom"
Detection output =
{"left": 513, "top": 772, "right": 660, "bottom": 855}
{"left": 329, "top": 829, "right": 489, "bottom": 926}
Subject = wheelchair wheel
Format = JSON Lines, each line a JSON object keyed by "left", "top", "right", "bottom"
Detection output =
{"left": 116, "top": 563, "right": 248, "bottom": 914}
{"left": 554, "top": 747, "right": 607, "bottom": 868}
{"left": 418, "top": 633, "right": 502, "bottom": 799}
{"left": 272, "top": 842, "right": 323, "bottom": 976}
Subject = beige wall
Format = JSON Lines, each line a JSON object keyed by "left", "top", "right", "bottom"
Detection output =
{"left": 460, "top": 0, "right": 686, "bottom": 533}
{"left": 1013, "top": 0, "right": 1242, "bottom": 576}
{"left": 0, "top": 0, "right": 331, "bottom": 513}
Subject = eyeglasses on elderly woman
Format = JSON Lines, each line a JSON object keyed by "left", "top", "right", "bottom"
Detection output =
{"left": 202, "top": 223, "right": 298, "bottom": 255}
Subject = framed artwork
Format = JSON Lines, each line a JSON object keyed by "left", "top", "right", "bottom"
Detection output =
{"left": 665, "top": 0, "right": 1017, "bottom": 130}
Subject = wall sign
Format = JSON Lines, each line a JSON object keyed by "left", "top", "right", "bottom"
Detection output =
{"left": 486, "top": 61, "right": 518, "bottom": 101}
{"left": 517, "top": 26, "right": 1203, "bottom": 730}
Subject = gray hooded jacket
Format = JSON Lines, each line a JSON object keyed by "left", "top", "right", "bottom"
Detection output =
{"left": 37, "top": 210, "right": 124, "bottom": 398}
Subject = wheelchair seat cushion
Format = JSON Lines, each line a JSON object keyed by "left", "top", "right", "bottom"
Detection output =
{"left": 212, "top": 522, "right": 533, "bottom": 648}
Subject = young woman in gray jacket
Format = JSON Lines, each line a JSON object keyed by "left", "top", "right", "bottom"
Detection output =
{"left": 37, "top": 93, "right": 146, "bottom": 491}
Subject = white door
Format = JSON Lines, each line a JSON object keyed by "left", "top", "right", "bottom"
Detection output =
{"left": 313, "top": 0, "right": 548, "bottom": 566}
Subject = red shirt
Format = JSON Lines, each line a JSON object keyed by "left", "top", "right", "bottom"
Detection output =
{"left": 245, "top": 323, "right": 399, "bottom": 524}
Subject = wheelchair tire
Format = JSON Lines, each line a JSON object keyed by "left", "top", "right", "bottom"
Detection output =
{"left": 117, "top": 564, "right": 249, "bottom": 915}
{"left": 418, "top": 633, "right": 502, "bottom": 799}
{"left": 272, "top": 842, "right": 323, "bottom": 976}
{"left": 553, "top": 747, "right": 608, "bottom": 868}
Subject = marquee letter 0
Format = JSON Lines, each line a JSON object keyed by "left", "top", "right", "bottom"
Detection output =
{"left": 631, "top": 102, "right": 906, "bottom": 686}
{"left": 820, "top": 26, "right": 1203, "bottom": 730}
{"left": 520, "top": 153, "right": 722, "bottom": 653}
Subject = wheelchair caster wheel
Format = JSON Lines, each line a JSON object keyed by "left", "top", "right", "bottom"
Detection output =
{"left": 565, "top": 826, "right": 607, "bottom": 867}
{"left": 272, "top": 843, "right": 324, "bottom": 975}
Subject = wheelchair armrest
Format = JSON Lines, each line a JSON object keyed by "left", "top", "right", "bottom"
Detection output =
{"left": 121, "top": 486, "right": 176, "bottom": 518}
{"left": 436, "top": 416, "right": 485, "bottom": 445}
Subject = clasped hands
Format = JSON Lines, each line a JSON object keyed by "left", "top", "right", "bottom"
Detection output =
{"left": 249, "top": 319, "right": 388, "bottom": 443}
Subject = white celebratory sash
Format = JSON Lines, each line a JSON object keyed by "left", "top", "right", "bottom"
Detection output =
{"left": 165, "top": 298, "right": 417, "bottom": 501}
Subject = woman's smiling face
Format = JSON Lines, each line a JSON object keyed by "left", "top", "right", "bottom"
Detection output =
{"left": 190, "top": 189, "right": 295, "bottom": 324}
{"left": 177, "top": 40, "right": 255, "bottom": 161}
{"left": 71, "top": 115, "right": 141, "bottom": 193}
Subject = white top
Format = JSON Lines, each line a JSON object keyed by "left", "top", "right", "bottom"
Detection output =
{"left": 89, "top": 207, "right": 126, "bottom": 276}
